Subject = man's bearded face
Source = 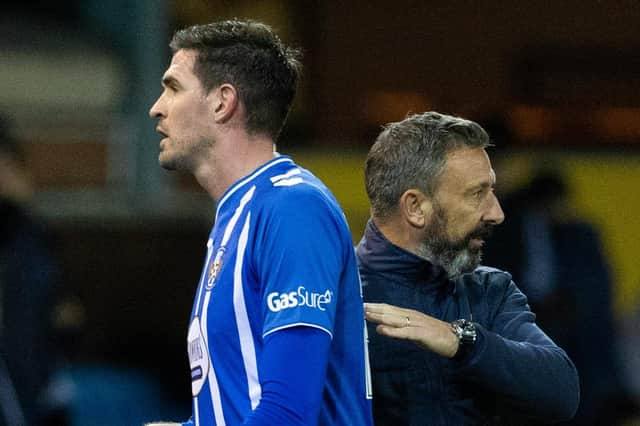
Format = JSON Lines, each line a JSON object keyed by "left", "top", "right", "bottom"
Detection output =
{"left": 417, "top": 202, "right": 494, "bottom": 278}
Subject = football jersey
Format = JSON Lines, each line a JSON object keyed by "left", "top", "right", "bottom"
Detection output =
{"left": 186, "top": 156, "right": 373, "bottom": 426}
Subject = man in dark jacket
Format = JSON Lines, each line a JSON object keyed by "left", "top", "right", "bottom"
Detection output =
{"left": 360, "top": 111, "right": 579, "bottom": 425}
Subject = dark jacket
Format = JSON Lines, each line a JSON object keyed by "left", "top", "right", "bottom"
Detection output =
{"left": 358, "top": 221, "right": 579, "bottom": 425}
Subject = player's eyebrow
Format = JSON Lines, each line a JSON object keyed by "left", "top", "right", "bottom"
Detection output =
{"left": 162, "top": 75, "right": 180, "bottom": 88}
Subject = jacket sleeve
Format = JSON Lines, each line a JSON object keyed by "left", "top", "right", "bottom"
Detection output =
{"left": 453, "top": 276, "right": 580, "bottom": 422}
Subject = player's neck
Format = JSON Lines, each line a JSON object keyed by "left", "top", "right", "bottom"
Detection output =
{"left": 194, "top": 132, "right": 277, "bottom": 203}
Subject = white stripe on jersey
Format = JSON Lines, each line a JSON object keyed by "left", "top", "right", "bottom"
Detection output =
{"left": 269, "top": 167, "right": 301, "bottom": 183}
{"left": 194, "top": 396, "right": 199, "bottom": 425}
{"left": 273, "top": 177, "right": 304, "bottom": 187}
{"left": 200, "top": 291, "right": 226, "bottom": 426}
{"left": 216, "top": 157, "right": 292, "bottom": 219}
{"left": 263, "top": 321, "right": 333, "bottom": 339}
{"left": 197, "top": 186, "right": 256, "bottom": 425}
{"left": 195, "top": 240, "right": 214, "bottom": 316}
{"left": 196, "top": 186, "right": 256, "bottom": 317}
{"left": 233, "top": 213, "right": 262, "bottom": 409}
{"left": 222, "top": 186, "right": 256, "bottom": 246}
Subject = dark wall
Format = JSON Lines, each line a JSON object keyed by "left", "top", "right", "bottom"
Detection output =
{"left": 52, "top": 218, "right": 210, "bottom": 396}
{"left": 303, "top": 0, "right": 640, "bottom": 143}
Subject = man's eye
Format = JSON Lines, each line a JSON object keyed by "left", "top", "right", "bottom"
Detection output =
{"left": 164, "top": 83, "right": 179, "bottom": 92}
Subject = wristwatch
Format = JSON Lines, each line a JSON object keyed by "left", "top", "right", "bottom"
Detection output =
{"left": 450, "top": 319, "right": 477, "bottom": 359}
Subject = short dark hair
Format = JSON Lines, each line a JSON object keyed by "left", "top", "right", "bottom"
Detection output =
{"left": 170, "top": 19, "right": 302, "bottom": 140}
{"left": 365, "top": 111, "right": 491, "bottom": 221}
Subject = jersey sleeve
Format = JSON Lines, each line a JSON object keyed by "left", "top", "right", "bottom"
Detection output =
{"left": 242, "top": 326, "right": 332, "bottom": 425}
{"left": 253, "top": 185, "right": 347, "bottom": 338}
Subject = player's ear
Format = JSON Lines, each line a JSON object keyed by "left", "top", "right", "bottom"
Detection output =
{"left": 399, "top": 188, "right": 432, "bottom": 228}
{"left": 210, "top": 83, "right": 239, "bottom": 123}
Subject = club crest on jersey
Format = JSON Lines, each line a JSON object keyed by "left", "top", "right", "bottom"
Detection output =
{"left": 207, "top": 246, "right": 225, "bottom": 289}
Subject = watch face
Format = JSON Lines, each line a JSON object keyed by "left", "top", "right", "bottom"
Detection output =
{"left": 453, "top": 319, "right": 477, "bottom": 344}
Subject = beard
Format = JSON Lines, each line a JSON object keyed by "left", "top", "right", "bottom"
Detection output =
{"left": 159, "top": 135, "right": 213, "bottom": 172}
{"left": 416, "top": 203, "right": 493, "bottom": 278}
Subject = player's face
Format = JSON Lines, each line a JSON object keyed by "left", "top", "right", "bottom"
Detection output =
{"left": 149, "top": 49, "right": 216, "bottom": 171}
{"left": 418, "top": 147, "right": 504, "bottom": 277}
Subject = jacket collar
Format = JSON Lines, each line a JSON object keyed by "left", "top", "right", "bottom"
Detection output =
{"left": 357, "top": 219, "right": 450, "bottom": 291}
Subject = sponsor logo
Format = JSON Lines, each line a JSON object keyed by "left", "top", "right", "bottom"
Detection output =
{"left": 267, "top": 286, "right": 333, "bottom": 312}
{"left": 187, "top": 318, "right": 209, "bottom": 396}
{"left": 191, "top": 366, "right": 203, "bottom": 381}
{"left": 188, "top": 336, "right": 204, "bottom": 362}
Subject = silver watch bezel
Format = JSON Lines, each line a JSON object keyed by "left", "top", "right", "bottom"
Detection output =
{"left": 451, "top": 319, "right": 477, "bottom": 345}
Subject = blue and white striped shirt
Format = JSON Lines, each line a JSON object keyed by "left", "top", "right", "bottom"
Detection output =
{"left": 185, "top": 156, "right": 373, "bottom": 426}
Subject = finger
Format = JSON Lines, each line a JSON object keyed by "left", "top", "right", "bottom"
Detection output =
{"left": 376, "top": 324, "right": 413, "bottom": 341}
{"left": 366, "top": 311, "right": 408, "bottom": 328}
{"left": 365, "top": 303, "right": 418, "bottom": 320}
{"left": 364, "top": 312, "right": 387, "bottom": 324}
{"left": 365, "top": 303, "right": 407, "bottom": 320}
{"left": 364, "top": 303, "right": 392, "bottom": 314}
{"left": 365, "top": 310, "right": 389, "bottom": 326}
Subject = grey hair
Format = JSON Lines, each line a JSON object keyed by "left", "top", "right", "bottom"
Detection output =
{"left": 364, "top": 111, "right": 491, "bottom": 221}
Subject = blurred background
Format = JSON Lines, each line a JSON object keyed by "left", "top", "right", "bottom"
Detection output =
{"left": 1, "top": 0, "right": 639, "bottom": 425}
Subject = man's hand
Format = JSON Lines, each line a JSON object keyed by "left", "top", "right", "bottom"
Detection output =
{"left": 364, "top": 303, "right": 459, "bottom": 358}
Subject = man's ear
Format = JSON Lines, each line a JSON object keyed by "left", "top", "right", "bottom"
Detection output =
{"left": 210, "top": 83, "right": 239, "bottom": 123}
{"left": 399, "top": 189, "right": 432, "bottom": 228}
